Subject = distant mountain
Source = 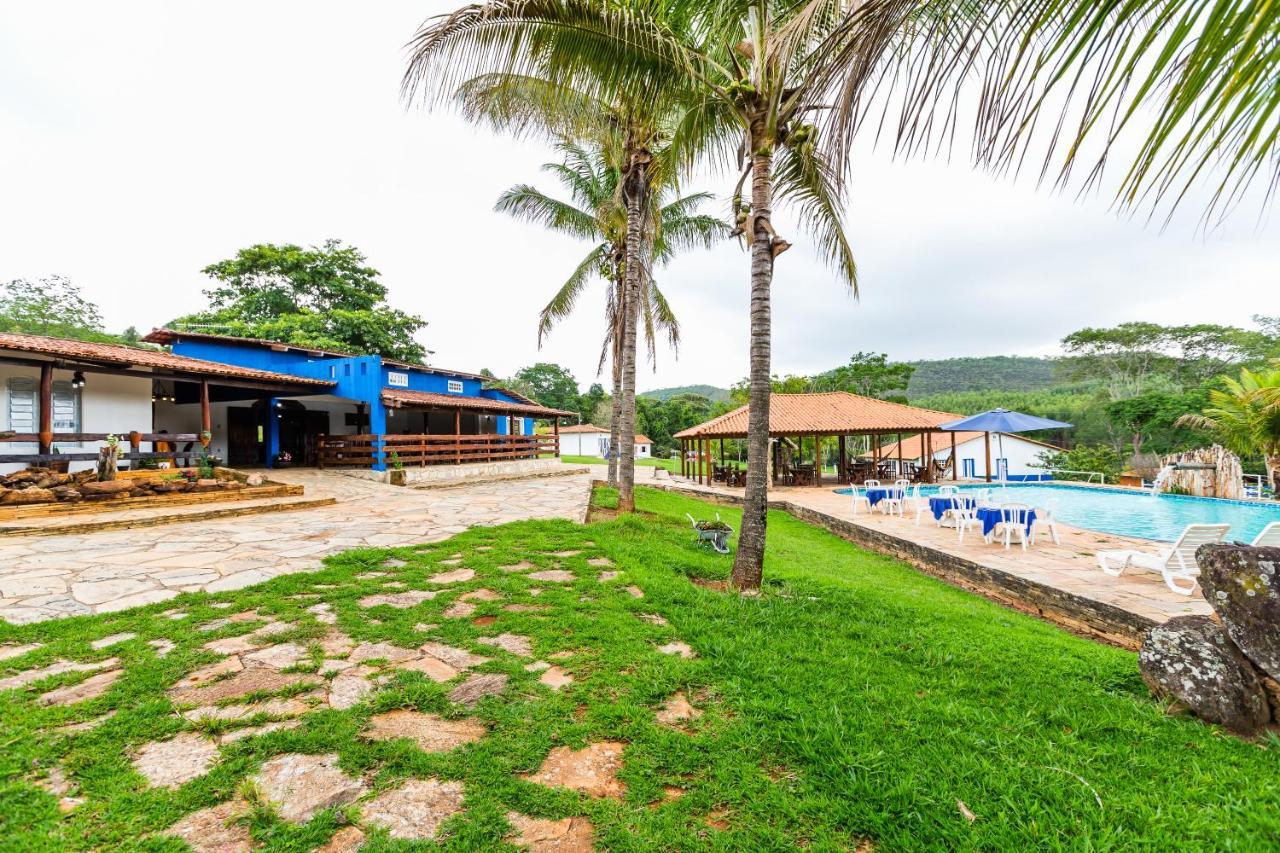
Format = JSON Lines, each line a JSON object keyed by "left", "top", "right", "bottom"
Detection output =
{"left": 639, "top": 384, "right": 731, "bottom": 403}
{"left": 904, "top": 356, "right": 1060, "bottom": 398}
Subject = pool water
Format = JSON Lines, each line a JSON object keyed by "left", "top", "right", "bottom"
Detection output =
{"left": 834, "top": 483, "right": 1280, "bottom": 543}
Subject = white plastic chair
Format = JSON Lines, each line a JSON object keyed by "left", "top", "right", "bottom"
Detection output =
{"left": 849, "top": 484, "right": 872, "bottom": 515}
{"left": 1252, "top": 521, "right": 1280, "bottom": 547}
{"left": 948, "top": 496, "right": 981, "bottom": 543}
{"left": 907, "top": 484, "right": 928, "bottom": 525}
{"left": 1097, "top": 523, "right": 1230, "bottom": 595}
{"left": 880, "top": 479, "right": 911, "bottom": 516}
{"left": 991, "top": 502, "right": 1033, "bottom": 550}
{"left": 863, "top": 479, "right": 881, "bottom": 489}
{"left": 1033, "top": 497, "right": 1061, "bottom": 545}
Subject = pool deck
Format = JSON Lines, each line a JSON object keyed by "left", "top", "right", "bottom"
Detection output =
{"left": 618, "top": 467, "right": 1212, "bottom": 646}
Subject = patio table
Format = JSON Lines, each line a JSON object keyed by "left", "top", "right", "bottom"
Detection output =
{"left": 929, "top": 495, "right": 977, "bottom": 521}
{"left": 866, "top": 487, "right": 905, "bottom": 506}
{"left": 976, "top": 506, "right": 1036, "bottom": 539}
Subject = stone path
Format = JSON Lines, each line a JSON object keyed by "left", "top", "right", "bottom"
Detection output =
{"left": 0, "top": 470, "right": 591, "bottom": 623}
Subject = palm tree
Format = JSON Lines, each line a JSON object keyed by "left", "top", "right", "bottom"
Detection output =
{"left": 496, "top": 139, "right": 725, "bottom": 483}
{"left": 1178, "top": 367, "right": 1280, "bottom": 494}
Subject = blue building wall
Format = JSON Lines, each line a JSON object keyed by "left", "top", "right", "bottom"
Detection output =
{"left": 170, "top": 337, "right": 536, "bottom": 469}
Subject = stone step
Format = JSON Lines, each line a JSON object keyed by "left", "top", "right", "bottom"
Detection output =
{"left": 0, "top": 496, "right": 337, "bottom": 537}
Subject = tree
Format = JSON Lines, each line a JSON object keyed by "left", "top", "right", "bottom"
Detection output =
{"left": 810, "top": 352, "right": 914, "bottom": 398}
{"left": 1177, "top": 367, "right": 1280, "bottom": 493}
{"left": 173, "top": 240, "right": 429, "bottom": 362}
{"left": 0, "top": 276, "right": 114, "bottom": 341}
{"left": 506, "top": 363, "right": 583, "bottom": 413}
{"left": 493, "top": 138, "right": 723, "bottom": 482}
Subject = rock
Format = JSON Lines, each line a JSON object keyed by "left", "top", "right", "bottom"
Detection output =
{"left": 90, "top": 632, "right": 137, "bottom": 650}
{"left": 448, "top": 673, "right": 509, "bottom": 708}
{"left": 183, "top": 695, "right": 315, "bottom": 723}
{"left": 217, "top": 719, "right": 302, "bottom": 744}
{"left": 655, "top": 692, "right": 702, "bottom": 726}
{"left": 252, "top": 753, "right": 366, "bottom": 823}
{"left": 527, "top": 570, "right": 575, "bottom": 583}
{"left": 358, "top": 590, "right": 438, "bottom": 609}
{"left": 624, "top": 585, "right": 644, "bottom": 599}
{"left": 1197, "top": 544, "right": 1280, "bottom": 680}
{"left": 522, "top": 742, "right": 627, "bottom": 799}
{"left": 364, "top": 709, "right": 487, "bottom": 752}
{"left": 329, "top": 673, "right": 376, "bottom": 710}
{"left": 476, "top": 633, "right": 533, "bottom": 657}
{"left": 317, "top": 826, "right": 366, "bottom": 852}
{"left": 419, "top": 642, "right": 490, "bottom": 670}
{"left": 348, "top": 641, "right": 419, "bottom": 665}
{"left": 636, "top": 613, "right": 668, "bottom": 627}
{"left": 597, "top": 571, "right": 621, "bottom": 582}
{"left": 462, "top": 588, "right": 501, "bottom": 602}
{"left": 243, "top": 642, "right": 308, "bottom": 670}
{"left": 308, "top": 602, "right": 338, "bottom": 625}
{"left": 1, "top": 487, "right": 55, "bottom": 504}
{"left": 656, "top": 641, "right": 696, "bottom": 659}
{"left": 499, "top": 561, "right": 534, "bottom": 573}
{"left": 149, "top": 639, "right": 176, "bottom": 658}
{"left": 173, "top": 656, "right": 244, "bottom": 690}
{"left": 78, "top": 480, "right": 133, "bottom": 496}
{"left": 203, "top": 635, "right": 264, "bottom": 655}
{"left": 168, "top": 667, "right": 318, "bottom": 706}
{"left": 39, "top": 669, "right": 122, "bottom": 706}
{"left": 587, "top": 557, "right": 614, "bottom": 568}
{"left": 396, "top": 655, "right": 459, "bottom": 682}
{"left": 361, "top": 778, "right": 465, "bottom": 840}
{"left": 539, "top": 666, "right": 573, "bottom": 690}
{"left": 50, "top": 486, "right": 82, "bottom": 501}
{"left": 133, "top": 733, "right": 220, "bottom": 789}
{"left": 443, "top": 600, "right": 476, "bottom": 619}
{"left": 317, "top": 629, "right": 355, "bottom": 657}
{"left": 505, "top": 812, "right": 594, "bottom": 852}
{"left": 426, "top": 568, "right": 476, "bottom": 584}
{"left": 246, "top": 473, "right": 266, "bottom": 487}
{"left": 1139, "top": 615, "right": 1271, "bottom": 735}
{"left": 0, "top": 657, "right": 118, "bottom": 691}
{"left": 0, "top": 642, "right": 43, "bottom": 661}
{"left": 165, "top": 799, "right": 253, "bottom": 853}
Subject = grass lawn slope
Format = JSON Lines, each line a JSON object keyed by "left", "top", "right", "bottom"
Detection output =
{"left": 0, "top": 485, "right": 1274, "bottom": 850}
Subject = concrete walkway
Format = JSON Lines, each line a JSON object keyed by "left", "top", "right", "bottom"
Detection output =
{"left": 0, "top": 470, "right": 593, "bottom": 624}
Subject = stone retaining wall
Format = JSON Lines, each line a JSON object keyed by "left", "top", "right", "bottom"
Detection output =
{"left": 344, "top": 460, "right": 588, "bottom": 488}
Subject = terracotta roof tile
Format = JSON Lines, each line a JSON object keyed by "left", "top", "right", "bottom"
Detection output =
{"left": 0, "top": 332, "right": 335, "bottom": 388}
{"left": 673, "top": 392, "right": 960, "bottom": 438}
{"left": 381, "top": 388, "right": 575, "bottom": 418}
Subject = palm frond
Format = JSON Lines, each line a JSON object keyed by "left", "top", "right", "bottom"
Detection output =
{"left": 536, "top": 242, "right": 610, "bottom": 345}
{"left": 773, "top": 141, "right": 859, "bottom": 291}
{"left": 495, "top": 185, "right": 601, "bottom": 240}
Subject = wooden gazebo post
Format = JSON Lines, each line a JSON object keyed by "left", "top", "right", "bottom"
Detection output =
{"left": 837, "top": 435, "right": 847, "bottom": 483}
{"left": 951, "top": 431, "right": 959, "bottom": 481}
{"left": 37, "top": 363, "right": 53, "bottom": 457}
{"left": 924, "top": 432, "right": 934, "bottom": 483}
{"left": 896, "top": 432, "right": 903, "bottom": 480}
{"left": 984, "top": 431, "right": 992, "bottom": 482}
{"left": 199, "top": 379, "right": 211, "bottom": 449}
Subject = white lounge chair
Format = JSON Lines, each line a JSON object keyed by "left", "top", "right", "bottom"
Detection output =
{"left": 1252, "top": 521, "right": 1280, "bottom": 547}
{"left": 1096, "top": 523, "right": 1231, "bottom": 595}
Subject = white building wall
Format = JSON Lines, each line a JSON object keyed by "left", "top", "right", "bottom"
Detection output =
{"left": 557, "top": 431, "right": 650, "bottom": 458}
{"left": 937, "top": 435, "right": 1052, "bottom": 479}
{"left": 0, "top": 364, "right": 153, "bottom": 474}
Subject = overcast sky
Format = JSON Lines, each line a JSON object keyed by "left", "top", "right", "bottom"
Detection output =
{"left": 2, "top": 2, "right": 1276, "bottom": 393}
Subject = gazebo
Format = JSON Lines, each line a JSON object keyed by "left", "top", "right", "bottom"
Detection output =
{"left": 673, "top": 392, "right": 974, "bottom": 486}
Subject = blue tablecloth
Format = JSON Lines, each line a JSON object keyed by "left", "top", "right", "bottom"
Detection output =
{"left": 929, "top": 496, "right": 977, "bottom": 520}
{"left": 865, "top": 488, "right": 904, "bottom": 506}
{"left": 976, "top": 506, "right": 1036, "bottom": 538}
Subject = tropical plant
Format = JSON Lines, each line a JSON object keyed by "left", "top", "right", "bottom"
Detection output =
{"left": 1177, "top": 367, "right": 1280, "bottom": 493}
{"left": 496, "top": 140, "right": 724, "bottom": 483}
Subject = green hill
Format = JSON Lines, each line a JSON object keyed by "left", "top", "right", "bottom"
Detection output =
{"left": 639, "top": 384, "right": 730, "bottom": 403}
{"left": 904, "top": 356, "right": 1060, "bottom": 398}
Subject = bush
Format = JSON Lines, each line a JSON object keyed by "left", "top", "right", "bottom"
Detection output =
{"left": 1036, "top": 444, "right": 1124, "bottom": 483}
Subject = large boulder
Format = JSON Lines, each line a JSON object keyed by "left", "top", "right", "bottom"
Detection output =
{"left": 79, "top": 480, "right": 134, "bottom": 496}
{"left": 1, "top": 487, "right": 56, "bottom": 505}
{"left": 50, "top": 486, "right": 82, "bottom": 502}
{"left": 1139, "top": 615, "right": 1271, "bottom": 735}
{"left": 1196, "top": 543, "right": 1280, "bottom": 681}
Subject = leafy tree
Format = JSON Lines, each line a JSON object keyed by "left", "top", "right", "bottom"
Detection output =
{"left": 579, "top": 383, "right": 607, "bottom": 424}
{"left": 0, "top": 276, "right": 117, "bottom": 342}
{"left": 505, "top": 363, "right": 583, "bottom": 414}
{"left": 1106, "top": 391, "right": 1211, "bottom": 457}
{"left": 1036, "top": 444, "right": 1125, "bottom": 485}
{"left": 810, "top": 352, "right": 914, "bottom": 398}
{"left": 173, "top": 240, "right": 428, "bottom": 363}
{"left": 1178, "top": 367, "right": 1280, "bottom": 493}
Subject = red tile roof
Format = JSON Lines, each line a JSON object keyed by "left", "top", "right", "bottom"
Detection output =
{"left": 635, "top": 434, "right": 653, "bottom": 445}
{"left": 674, "top": 392, "right": 960, "bottom": 438}
{"left": 381, "top": 388, "right": 575, "bottom": 418}
{"left": 0, "top": 332, "right": 336, "bottom": 388}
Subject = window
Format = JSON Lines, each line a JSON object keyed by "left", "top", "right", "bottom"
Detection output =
{"left": 962, "top": 458, "right": 976, "bottom": 478}
{"left": 447, "top": 379, "right": 464, "bottom": 394}
{"left": 51, "top": 381, "right": 81, "bottom": 434}
{"left": 5, "top": 377, "right": 80, "bottom": 446}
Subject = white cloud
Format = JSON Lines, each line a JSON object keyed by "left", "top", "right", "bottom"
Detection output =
{"left": 1, "top": 1, "right": 1275, "bottom": 393}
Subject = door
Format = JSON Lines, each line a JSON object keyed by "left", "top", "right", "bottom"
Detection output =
{"left": 227, "top": 407, "right": 263, "bottom": 467}
{"left": 279, "top": 410, "right": 330, "bottom": 466}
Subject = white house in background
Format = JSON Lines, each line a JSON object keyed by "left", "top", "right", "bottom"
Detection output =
{"left": 557, "top": 423, "right": 652, "bottom": 458}
{"left": 872, "top": 430, "right": 1063, "bottom": 480}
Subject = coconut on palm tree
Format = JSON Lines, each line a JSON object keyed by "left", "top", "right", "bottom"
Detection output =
{"left": 495, "top": 139, "right": 725, "bottom": 483}
{"left": 1178, "top": 366, "right": 1280, "bottom": 495}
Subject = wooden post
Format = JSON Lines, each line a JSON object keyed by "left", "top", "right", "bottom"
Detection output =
{"left": 37, "top": 362, "right": 53, "bottom": 456}
{"left": 454, "top": 409, "right": 461, "bottom": 464}
{"left": 951, "top": 431, "right": 958, "bottom": 480}
{"left": 838, "top": 435, "right": 847, "bottom": 483}
{"left": 896, "top": 432, "right": 903, "bottom": 480}
{"left": 984, "top": 431, "right": 992, "bottom": 482}
{"left": 924, "top": 431, "right": 934, "bottom": 483}
{"left": 129, "top": 431, "right": 141, "bottom": 464}
{"left": 199, "top": 380, "right": 211, "bottom": 448}
{"left": 553, "top": 417, "right": 559, "bottom": 458}
{"left": 873, "top": 433, "right": 881, "bottom": 478}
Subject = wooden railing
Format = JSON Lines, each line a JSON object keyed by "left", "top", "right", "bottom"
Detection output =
{"left": 0, "top": 432, "right": 204, "bottom": 465}
{"left": 317, "top": 433, "right": 559, "bottom": 468}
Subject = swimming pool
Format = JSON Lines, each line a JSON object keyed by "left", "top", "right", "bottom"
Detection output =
{"left": 834, "top": 483, "right": 1280, "bottom": 543}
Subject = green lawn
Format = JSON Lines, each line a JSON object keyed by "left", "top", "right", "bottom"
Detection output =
{"left": 561, "top": 454, "right": 680, "bottom": 472}
{"left": 1, "top": 486, "right": 1276, "bottom": 850}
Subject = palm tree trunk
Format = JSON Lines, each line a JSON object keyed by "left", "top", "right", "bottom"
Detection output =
{"left": 732, "top": 134, "right": 774, "bottom": 590}
{"left": 607, "top": 322, "right": 623, "bottom": 487}
{"left": 1267, "top": 454, "right": 1280, "bottom": 495}
{"left": 617, "top": 149, "right": 649, "bottom": 513}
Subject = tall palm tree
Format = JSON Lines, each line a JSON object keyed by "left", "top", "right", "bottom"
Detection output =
{"left": 1178, "top": 367, "right": 1280, "bottom": 494}
{"left": 497, "top": 139, "right": 725, "bottom": 483}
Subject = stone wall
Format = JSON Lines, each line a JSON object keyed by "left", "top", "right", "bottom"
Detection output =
{"left": 342, "top": 459, "right": 588, "bottom": 488}
{"left": 1161, "top": 445, "right": 1244, "bottom": 499}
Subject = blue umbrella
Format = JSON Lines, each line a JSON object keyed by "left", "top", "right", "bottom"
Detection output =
{"left": 937, "top": 408, "right": 1072, "bottom": 482}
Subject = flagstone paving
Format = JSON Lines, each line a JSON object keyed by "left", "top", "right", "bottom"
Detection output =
{"left": 0, "top": 470, "right": 591, "bottom": 624}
